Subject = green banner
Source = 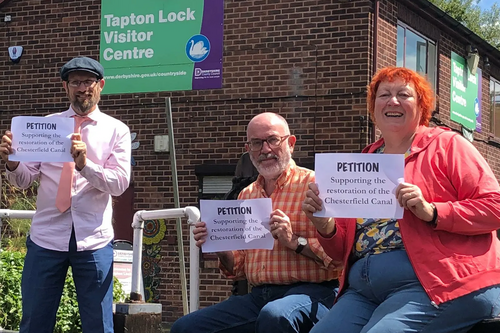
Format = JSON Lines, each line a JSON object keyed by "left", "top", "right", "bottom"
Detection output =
{"left": 450, "top": 52, "right": 479, "bottom": 130}
{"left": 100, "top": 0, "right": 223, "bottom": 94}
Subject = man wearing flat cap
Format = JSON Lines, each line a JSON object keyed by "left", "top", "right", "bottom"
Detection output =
{"left": 0, "top": 56, "right": 131, "bottom": 333}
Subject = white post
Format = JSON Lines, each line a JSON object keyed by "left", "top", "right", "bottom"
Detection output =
{"left": 185, "top": 206, "right": 201, "bottom": 313}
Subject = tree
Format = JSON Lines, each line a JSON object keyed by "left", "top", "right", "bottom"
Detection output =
{"left": 429, "top": 0, "right": 500, "bottom": 49}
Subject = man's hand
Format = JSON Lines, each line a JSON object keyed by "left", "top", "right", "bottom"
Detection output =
{"left": 71, "top": 133, "right": 87, "bottom": 170}
{"left": 270, "top": 209, "right": 296, "bottom": 249}
{"left": 0, "top": 131, "right": 20, "bottom": 171}
{"left": 192, "top": 221, "right": 208, "bottom": 248}
{"left": 192, "top": 221, "right": 235, "bottom": 273}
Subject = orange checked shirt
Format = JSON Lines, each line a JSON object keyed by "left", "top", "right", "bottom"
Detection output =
{"left": 219, "top": 159, "right": 342, "bottom": 286}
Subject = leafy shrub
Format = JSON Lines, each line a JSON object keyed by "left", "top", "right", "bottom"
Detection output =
{"left": 0, "top": 250, "right": 126, "bottom": 332}
{"left": 0, "top": 250, "right": 23, "bottom": 329}
{"left": 0, "top": 178, "right": 38, "bottom": 252}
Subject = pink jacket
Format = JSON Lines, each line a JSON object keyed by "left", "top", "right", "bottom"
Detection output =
{"left": 318, "top": 126, "right": 500, "bottom": 305}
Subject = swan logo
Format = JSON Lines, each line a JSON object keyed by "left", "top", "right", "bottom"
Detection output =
{"left": 186, "top": 34, "right": 210, "bottom": 62}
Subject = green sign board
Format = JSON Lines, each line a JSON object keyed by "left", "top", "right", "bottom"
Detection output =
{"left": 450, "top": 52, "right": 480, "bottom": 130}
{"left": 100, "top": 0, "right": 224, "bottom": 94}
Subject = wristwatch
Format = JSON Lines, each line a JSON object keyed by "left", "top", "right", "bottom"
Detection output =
{"left": 295, "top": 236, "right": 307, "bottom": 254}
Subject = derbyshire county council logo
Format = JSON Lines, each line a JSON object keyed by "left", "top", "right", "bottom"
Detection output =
{"left": 186, "top": 34, "right": 210, "bottom": 62}
{"left": 474, "top": 97, "right": 480, "bottom": 117}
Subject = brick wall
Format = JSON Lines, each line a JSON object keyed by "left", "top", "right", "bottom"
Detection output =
{"left": 0, "top": 0, "right": 374, "bottom": 324}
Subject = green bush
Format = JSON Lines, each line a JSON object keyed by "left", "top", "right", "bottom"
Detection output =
{"left": 0, "top": 250, "right": 126, "bottom": 332}
{"left": 1, "top": 178, "right": 38, "bottom": 252}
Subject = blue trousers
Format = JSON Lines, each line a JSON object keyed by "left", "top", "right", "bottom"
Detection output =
{"left": 19, "top": 233, "right": 114, "bottom": 333}
{"left": 310, "top": 250, "right": 500, "bottom": 333}
{"left": 171, "top": 280, "right": 338, "bottom": 333}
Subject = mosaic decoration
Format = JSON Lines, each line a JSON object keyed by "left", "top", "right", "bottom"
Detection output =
{"left": 143, "top": 218, "right": 167, "bottom": 245}
{"left": 142, "top": 219, "right": 165, "bottom": 302}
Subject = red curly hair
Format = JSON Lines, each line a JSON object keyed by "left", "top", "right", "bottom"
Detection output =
{"left": 367, "top": 67, "right": 435, "bottom": 126}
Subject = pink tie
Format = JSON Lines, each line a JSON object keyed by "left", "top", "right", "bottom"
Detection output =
{"left": 55, "top": 116, "right": 90, "bottom": 213}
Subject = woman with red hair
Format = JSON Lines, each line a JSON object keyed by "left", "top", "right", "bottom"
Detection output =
{"left": 303, "top": 67, "right": 500, "bottom": 332}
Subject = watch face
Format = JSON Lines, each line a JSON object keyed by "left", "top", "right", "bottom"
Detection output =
{"left": 298, "top": 237, "right": 307, "bottom": 246}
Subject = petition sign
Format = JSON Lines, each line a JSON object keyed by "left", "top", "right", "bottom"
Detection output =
{"left": 314, "top": 153, "right": 405, "bottom": 219}
{"left": 100, "top": 0, "right": 223, "bottom": 94}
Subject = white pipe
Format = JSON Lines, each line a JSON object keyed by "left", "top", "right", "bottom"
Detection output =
{"left": 0, "top": 209, "right": 36, "bottom": 258}
{"left": 130, "top": 206, "right": 201, "bottom": 309}
{"left": 185, "top": 206, "right": 201, "bottom": 313}
{"left": 0, "top": 209, "right": 36, "bottom": 219}
{"left": 131, "top": 210, "right": 146, "bottom": 300}
{"left": 138, "top": 208, "right": 187, "bottom": 221}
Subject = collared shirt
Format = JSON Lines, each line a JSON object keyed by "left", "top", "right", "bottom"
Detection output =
{"left": 220, "top": 159, "right": 341, "bottom": 286}
{"left": 6, "top": 106, "right": 131, "bottom": 252}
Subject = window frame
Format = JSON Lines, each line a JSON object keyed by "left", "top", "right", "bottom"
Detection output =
{"left": 397, "top": 21, "right": 438, "bottom": 91}
{"left": 490, "top": 78, "right": 500, "bottom": 137}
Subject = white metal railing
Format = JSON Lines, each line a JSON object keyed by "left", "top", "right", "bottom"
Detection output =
{"left": 0, "top": 207, "right": 201, "bottom": 314}
{"left": 0, "top": 209, "right": 36, "bottom": 220}
{"left": 0, "top": 209, "right": 36, "bottom": 253}
{"left": 131, "top": 206, "right": 201, "bottom": 313}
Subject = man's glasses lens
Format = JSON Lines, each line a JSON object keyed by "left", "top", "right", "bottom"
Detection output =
{"left": 249, "top": 135, "right": 288, "bottom": 151}
{"left": 68, "top": 79, "right": 98, "bottom": 88}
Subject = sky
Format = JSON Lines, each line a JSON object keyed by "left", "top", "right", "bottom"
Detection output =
{"left": 478, "top": 0, "right": 498, "bottom": 11}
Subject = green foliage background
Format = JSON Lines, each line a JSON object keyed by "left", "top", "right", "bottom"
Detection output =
{"left": 430, "top": 0, "right": 500, "bottom": 49}
{"left": 0, "top": 250, "right": 126, "bottom": 332}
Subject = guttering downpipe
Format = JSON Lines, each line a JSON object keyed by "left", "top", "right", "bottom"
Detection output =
{"left": 373, "top": 0, "right": 379, "bottom": 76}
{"left": 370, "top": 0, "right": 380, "bottom": 143}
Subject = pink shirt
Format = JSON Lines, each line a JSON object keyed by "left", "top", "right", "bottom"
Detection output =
{"left": 6, "top": 106, "right": 131, "bottom": 252}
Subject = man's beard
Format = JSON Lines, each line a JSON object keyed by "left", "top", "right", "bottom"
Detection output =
{"left": 249, "top": 149, "right": 291, "bottom": 179}
{"left": 70, "top": 92, "right": 100, "bottom": 114}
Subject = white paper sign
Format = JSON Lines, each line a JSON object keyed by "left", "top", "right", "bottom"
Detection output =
{"left": 200, "top": 198, "right": 274, "bottom": 253}
{"left": 10, "top": 116, "right": 74, "bottom": 162}
{"left": 314, "top": 153, "right": 405, "bottom": 219}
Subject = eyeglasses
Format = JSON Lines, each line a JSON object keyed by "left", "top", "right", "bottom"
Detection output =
{"left": 247, "top": 135, "right": 290, "bottom": 151}
{"left": 67, "top": 79, "right": 100, "bottom": 88}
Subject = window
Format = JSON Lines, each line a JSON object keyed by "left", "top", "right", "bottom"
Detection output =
{"left": 397, "top": 23, "right": 437, "bottom": 89}
{"left": 490, "top": 78, "right": 500, "bottom": 136}
{"left": 200, "top": 175, "right": 233, "bottom": 200}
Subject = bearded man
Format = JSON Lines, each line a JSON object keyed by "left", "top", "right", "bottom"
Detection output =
{"left": 0, "top": 56, "right": 131, "bottom": 333}
{"left": 171, "top": 112, "right": 341, "bottom": 333}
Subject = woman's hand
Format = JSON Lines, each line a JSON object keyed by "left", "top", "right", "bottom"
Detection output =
{"left": 396, "top": 182, "right": 435, "bottom": 222}
{"left": 302, "top": 183, "right": 336, "bottom": 236}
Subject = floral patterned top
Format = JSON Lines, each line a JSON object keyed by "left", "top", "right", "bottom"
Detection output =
{"left": 353, "top": 145, "right": 411, "bottom": 259}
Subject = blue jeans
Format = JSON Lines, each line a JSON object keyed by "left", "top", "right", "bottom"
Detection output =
{"left": 171, "top": 280, "right": 338, "bottom": 333}
{"left": 19, "top": 232, "right": 114, "bottom": 333}
{"left": 310, "top": 250, "right": 500, "bottom": 333}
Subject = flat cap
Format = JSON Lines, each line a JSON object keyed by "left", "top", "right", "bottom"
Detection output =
{"left": 60, "top": 56, "right": 104, "bottom": 81}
